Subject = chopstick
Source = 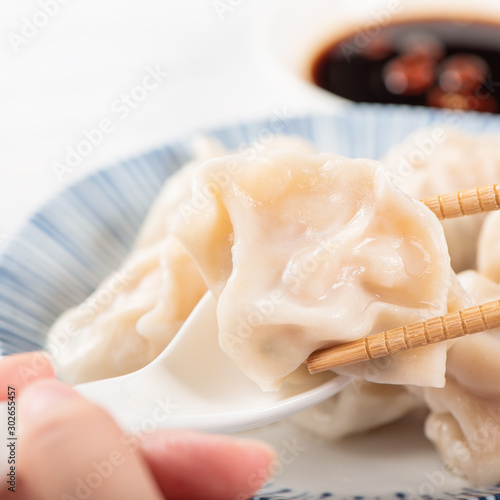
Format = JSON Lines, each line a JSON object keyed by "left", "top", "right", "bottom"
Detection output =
{"left": 307, "top": 300, "right": 500, "bottom": 374}
{"left": 306, "top": 183, "right": 500, "bottom": 375}
{"left": 421, "top": 183, "right": 500, "bottom": 220}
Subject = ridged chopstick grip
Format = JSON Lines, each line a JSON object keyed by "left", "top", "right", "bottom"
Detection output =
{"left": 307, "top": 299, "right": 500, "bottom": 374}
{"left": 421, "top": 183, "right": 500, "bottom": 220}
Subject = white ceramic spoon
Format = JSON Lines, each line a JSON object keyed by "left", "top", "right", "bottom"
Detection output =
{"left": 76, "top": 292, "right": 353, "bottom": 433}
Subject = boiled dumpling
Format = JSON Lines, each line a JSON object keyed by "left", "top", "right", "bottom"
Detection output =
{"left": 45, "top": 138, "right": 224, "bottom": 383}
{"left": 477, "top": 210, "right": 500, "bottom": 283}
{"left": 48, "top": 238, "right": 207, "bottom": 383}
{"left": 382, "top": 128, "right": 500, "bottom": 272}
{"left": 46, "top": 135, "right": 316, "bottom": 384}
{"left": 424, "top": 270, "right": 500, "bottom": 484}
{"left": 134, "top": 136, "right": 227, "bottom": 250}
{"left": 291, "top": 272, "right": 470, "bottom": 441}
{"left": 172, "top": 149, "right": 455, "bottom": 391}
{"left": 291, "top": 379, "right": 423, "bottom": 440}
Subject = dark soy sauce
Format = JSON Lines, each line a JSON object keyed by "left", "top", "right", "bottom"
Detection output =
{"left": 312, "top": 19, "right": 500, "bottom": 113}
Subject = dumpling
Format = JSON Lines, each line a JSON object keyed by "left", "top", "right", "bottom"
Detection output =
{"left": 47, "top": 238, "right": 207, "bottom": 383}
{"left": 134, "top": 136, "right": 227, "bottom": 250}
{"left": 424, "top": 270, "right": 500, "bottom": 484}
{"left": 135, "top": 134, "right": 316, "bottom": 251}
{"left": 291, "top": 271, "right": 470, "bottom": 441}
{"left": 172, "top": 149, "right": 455, "bottom": 391}
{"left": 477, "top": 210, "right": 500, "bottom": 283}
{"left": 46, "top": 135, "right": 316, "bottom": 384}
{"left": 290, "top": 379, "right": 423, "bottom": 440}
{"left": 382, "top": 128, "right": 500, "bottom": 272}
{"left": 45, "top": 138, "right": 224, "bottom": 383}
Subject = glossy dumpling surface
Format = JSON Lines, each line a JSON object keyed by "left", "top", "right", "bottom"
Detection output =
{"left": 424, "top": 270, "right": 500, "bottom": 485}
{"left": 382, "top": 128, "right": 500, "bottom": 272}
{"left": 44, "top": 138, "right": 223, "bottom": 383}
{"left": 173, "top": 150, "right": 453, "bottom": 390}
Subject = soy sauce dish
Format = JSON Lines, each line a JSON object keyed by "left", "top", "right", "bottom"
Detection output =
{"left": 255, "top": 0, "right": 500, "bottom": 113}
{"left": 311, "top": 19, "right": 500, "bottom": 113}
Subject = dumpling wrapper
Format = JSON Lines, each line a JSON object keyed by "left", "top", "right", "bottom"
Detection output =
{"left": 382, "top": 128, "right": 500, "bottom": 272}
{"left": 134, "top": 136, "right": 227, "bottom": 250}
{"left": 290, "top": 271, "right": 469, "bottom": 442}
{"left": 45, "top": 137, "right": 225, "bottom": 383}
{"left": 424, "top": 270, "right": 500, "bottom": 485}
{"left": 47, "top": 238, "right": 207, "bottom": 383}
{"left": 477, "top": 210, "right": 500, "bottom": 283}
{"left": 172, "top": 150, "right": 453, "bottom": 391}
{"left": 291, "top": 379, "right": 423, "bottom": 440}
{"left": 46, "top": 135, "right": 316, "bottom": 384}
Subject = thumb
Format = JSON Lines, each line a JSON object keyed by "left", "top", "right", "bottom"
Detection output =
{"left": 0, "top": 352, "right": 55, "bottom": 400}
{"left": 17, "top": 379, "right": 164, "bottom": 500}
{"left": 140, "top": 430, "right": 276, "bottom": 500}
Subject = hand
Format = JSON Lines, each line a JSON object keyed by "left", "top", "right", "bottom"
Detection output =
{"left": 0, "top": 352, "right": 275, "bottom": 500}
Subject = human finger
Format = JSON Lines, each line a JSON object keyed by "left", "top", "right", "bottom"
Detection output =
{"left": 16, "top": 379, "right": 164, "bottom": 500}
{"left": 140, "top": 429, "right": 276, "bottom": 500}
{"left": 0, "top": 352, "right": 55, "bottom": 401}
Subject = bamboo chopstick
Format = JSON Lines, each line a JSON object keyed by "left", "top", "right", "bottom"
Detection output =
{"left": 306, "top": 183, "right": 500, "bottom": 375}
{"left": 421, "top": 183, "right": 500, "bottom": 220}
{"left": 307, "top": 300, "right": 500, "bottom": 374}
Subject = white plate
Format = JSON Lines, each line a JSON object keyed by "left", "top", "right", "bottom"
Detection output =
{"left": 3, "top": 104, "right": 500, "bottom": 499}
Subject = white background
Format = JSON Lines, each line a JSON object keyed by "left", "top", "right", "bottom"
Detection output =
{"left": 1, "top": 0, "right": 329, "bottom": 243}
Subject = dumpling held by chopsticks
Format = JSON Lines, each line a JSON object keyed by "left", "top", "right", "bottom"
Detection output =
{"left": 173, "top": 150, "right": 459, "bottom": 391}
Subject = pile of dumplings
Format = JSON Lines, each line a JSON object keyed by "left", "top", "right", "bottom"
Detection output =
{"left": 47, "top": 129, "right": 500, "bottom": 485}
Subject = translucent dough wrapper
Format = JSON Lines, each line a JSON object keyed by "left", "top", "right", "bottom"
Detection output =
{"left": 382, "top": 128, "right": 500, "bottom": 272}
{"left": 290, "top": 271, "right": 469, "bottom": 442}
{"left": 46, "top": 135, "right": 316, "bottom": 384}
{"left": 477, "top": 210, "right": 500, "bottom": 283}
{"left": 45, "top": 138, "right": 225, "bottom": 383}
{"left": 291, "top": 380, "right": 423, "bottom": 440}
{"left": 47, "top": 238, "right": 207, "bottom": 383}
{"left": 424, "top": 271, "right": 500, "bottom": 485}
{"left": 134, "top": 136, "right": 227, "bottom": 250}
{"left": 173, "top": 149, "right": 453, "bottom": 391}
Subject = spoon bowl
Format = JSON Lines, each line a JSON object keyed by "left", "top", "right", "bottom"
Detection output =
{"left": 76, "top": 292, "right": 353, "bottom": 433}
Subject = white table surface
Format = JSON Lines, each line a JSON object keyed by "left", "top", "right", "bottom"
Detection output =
{"left": 1, "top": 0, "right": 336, "bottom": 246}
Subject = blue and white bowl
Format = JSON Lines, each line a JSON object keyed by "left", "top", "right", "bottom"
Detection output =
{"left": 3, "top": 104, "right": 500, "bottom": 499}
